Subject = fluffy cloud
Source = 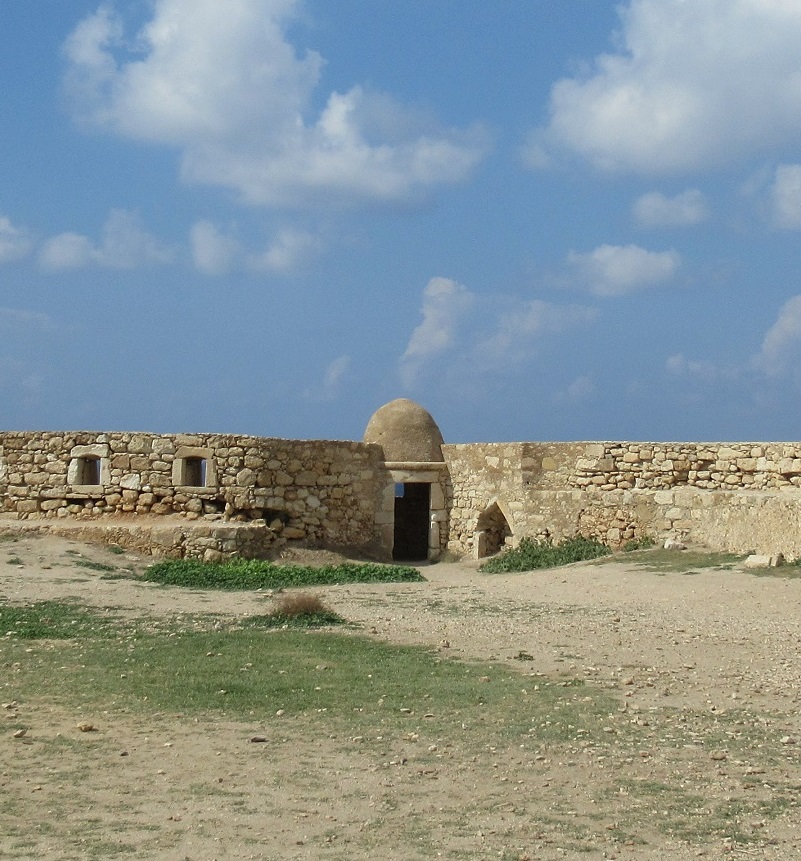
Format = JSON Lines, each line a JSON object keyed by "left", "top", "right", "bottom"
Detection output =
{"left": 665, "top": 353, "right": 721, "bottom": 383}
{"left": 400, "top": 277, "right": 475, "bottom": 388}
{"left": 771, "top": 165, "right": 801, "bottom": 230}
{"left": 0, "top": 216, "right": 33, "bottom": 263}
{"left": 399, "top": 277, "right": 598, "bottom": 388}
{"left": 567, "top": 244, "right": 680, "bottom": 297}
{"left": 0, "top": 307, "right": 54, "bottom": 332}
{"left": 190, "top": 221, "right": 242, "bottom": 276}
{"left": 64, "top": 0, "right": 488, "bottom": 207}
{"left": 632, "top": 189, "right": 709, "bottom": 228}
{"left": 190, "top": 220, "right": 321, "bottom": 275}
{"left": 39, "top": 210, "right": 173, "bottom": 271}
{"left": 526, "top": 0, "right": 801, "bottom": 173}
{"left": 751, "top": 294, "right": 801, "bottom": 376}
{"left": 248, "top": 228, "right": 321, "bottom": 273}
{"left": 476, "top": 300, "right": 597, "bottom": 368}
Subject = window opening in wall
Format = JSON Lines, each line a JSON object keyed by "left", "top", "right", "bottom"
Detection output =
{"left": 77, "top": 456, "right": 101, "bottom": 486}
{"left": 394, "top": 483, "right": 405, "bottom": 497}
{"left": 183, "top": 457, "right": 207, "bottom": 487}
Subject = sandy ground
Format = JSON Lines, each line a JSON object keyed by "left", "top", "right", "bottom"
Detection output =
{"left": 2, "top": 531, "right": 801, "bottom": 860}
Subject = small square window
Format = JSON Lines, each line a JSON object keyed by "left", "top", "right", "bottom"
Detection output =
{"left": 78, "top": 457, "right": 101, "bottom": 486}
{"left": 183, "top": 457, "right": 207, "bottom": 487}
{"left": 394, "top": 482, "right": 405, "bottom": 498}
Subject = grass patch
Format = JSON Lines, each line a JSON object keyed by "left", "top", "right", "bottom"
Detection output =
{"left": 2, "top": 607, "right": 611, "bottom": 742}
{"left": 6, "top": 556, "right": 23, "bottom": 566}
{"left": 480, "top": 536, "right": 611, "bottom": 573}
{"left": 141, "top": 558, "right": 424, "bottom": 590}
{"left": 74, "top": 559, "right": 116, "bottom": 572}
{"left": 610, "top": 548, "right": 744, "bottom": 573}
{"left": 0, "top": 600, "right": 119, "bottom": 639}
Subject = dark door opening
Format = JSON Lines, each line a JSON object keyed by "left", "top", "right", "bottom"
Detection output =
{"left": 393, "top": 482, "right": 430, "bottom": 561}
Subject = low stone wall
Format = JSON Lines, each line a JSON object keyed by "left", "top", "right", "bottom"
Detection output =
{"left": 444, "top": 441, "right": 801, "bottom": 559}
{"left": 0, "top": 431, "right": 389, "bottom": 557}
{"left": 0, "top": 516, "right": 277, "bottom": 561}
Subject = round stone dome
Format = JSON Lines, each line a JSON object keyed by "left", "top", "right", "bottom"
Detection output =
{"left": 363, "top": 399, "right": 445, "bottom": 462}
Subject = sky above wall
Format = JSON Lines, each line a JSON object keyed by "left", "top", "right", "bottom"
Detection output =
{"left": 3, "top": 0, "right": 801, "bottom": 443}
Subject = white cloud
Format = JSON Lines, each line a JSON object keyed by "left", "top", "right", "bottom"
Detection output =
{"left": 321, "top": 355, "right": 350, "bottom": 400}
{"left": 39, "top": 210, "right": 173, "bottom": 271}
{"left": 39, "top": 232, "right": 94, "bottom": 270}
{"left": 399, "top": 278, "right": 600, "bottom": 388}
{"left": 0, "top": 307, "right": 54, "bottom": 332}
{"left": 633, "top": 189, "right": 709, "bottom": 228}
{"left": 303, "top": 354, "right": 351, "bottom": 402}
{"left": 249, "top": 228, "right": 321, "bottom": 273}
{"left": 567, "top": 243, "right": 680, "bottom": 297}
{"left": 526, "top": 0, "right": 801, "bottom": 173}
{"left": 771, "top": 164, "right": 801, "bottom": 230}
{"left": 0, "top": 216, "right": 33, "bottom": 263}
{"left": 751, "top": 294, "right": 801, "bottom": 376}
{"left": 190, "top": 220, "right": 242, "bottom": 275}
{"left": 400, "top": 277, "right": 475, "bottom": 388}
{"left": 65, "top": 0, "right": 488, "bottom": 206}
{"left": 665, "top": 353, "right": 720, "bottom": 383}
{"left": 554, "top": 374, "right": 596, "bottom": 404}
{"left": 476, "top": 300, "right": 597, "bottom": 368}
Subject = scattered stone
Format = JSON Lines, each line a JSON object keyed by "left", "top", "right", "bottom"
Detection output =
{"left": 250, "top": 735, "right": 268, "bottom": 743}
{"left": 663, "top": 539, "right": 686, "bottom": 550}
{"left": 780, "top": 736, "right": 797, "bottom": 745}
{"left": 12, "top": 728, "right": 26, "bottom": 738}
{"left": 744, "top": 554, "right": 784, "bottom": 568}
{"left": 76, "top": 722, "right": 94, "bottom": 732}
{"left": 710, "top": 751, "right": 727, "bottom": 761}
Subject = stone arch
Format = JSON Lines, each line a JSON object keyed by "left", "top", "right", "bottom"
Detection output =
{"left": 474, "top": 499, "right": 513, "bottom": 559}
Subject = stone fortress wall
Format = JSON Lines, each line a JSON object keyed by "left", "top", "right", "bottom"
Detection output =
{"left": 0, "top": 430, "right": 389, "bottom": 561}
{"left": 445, "top": 440, "right": 801, "bottom": 560}
{"left": 1, "top": 403, "right": 800, "bottom": 562}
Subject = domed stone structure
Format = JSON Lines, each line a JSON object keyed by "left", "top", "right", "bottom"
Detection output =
{"left": 364, "top": 399, "right": 448, "bottom": 562}
{"left": 363, "top": 398, "right": 444, "bottom": 463}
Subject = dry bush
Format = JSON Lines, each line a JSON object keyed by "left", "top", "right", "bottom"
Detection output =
{"left": 271, "top": 591, "right": 331, "bottom": 619}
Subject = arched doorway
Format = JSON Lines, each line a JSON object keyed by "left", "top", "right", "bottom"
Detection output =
{"left": 475, "top": 501, "right": 512, "bottom": 558}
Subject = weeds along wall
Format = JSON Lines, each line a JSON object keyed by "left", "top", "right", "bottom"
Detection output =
{"left": 0, "top": 431, "right": 389, "bottom": 560}
{"left": 444, "top": 441, "right": 801, "bottom": 559}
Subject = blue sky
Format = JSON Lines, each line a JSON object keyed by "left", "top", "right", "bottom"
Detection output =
{"left": 3, "top": 0, "right": 801, "bottom": 443}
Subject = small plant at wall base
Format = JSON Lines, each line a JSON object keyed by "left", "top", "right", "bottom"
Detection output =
{"left": 623, "top": 535, "right": 656, "bottom": 552}
{"left": 480, "top": 536, "right": 611, "bottom": 573}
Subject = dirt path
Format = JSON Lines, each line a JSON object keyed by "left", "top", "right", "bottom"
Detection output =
{"left": 2, "top": 533, "right": 801, "bottom": 860}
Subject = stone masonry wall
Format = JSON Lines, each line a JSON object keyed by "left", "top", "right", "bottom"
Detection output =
{"left": 444, "top": 441, "right": 801, "bottom": 559}
{"left": 0, "top": 431, "right": 388, "bottom": 558}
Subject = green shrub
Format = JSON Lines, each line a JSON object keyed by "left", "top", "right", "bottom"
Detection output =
{"left": 142, "top": 558, "right": 424, "bottom": 590}
{"left": 480, "top": 536, "right": 610, "bottom": 573}
{"left": 622, "top": 535, "right": 656, "bottom": 552}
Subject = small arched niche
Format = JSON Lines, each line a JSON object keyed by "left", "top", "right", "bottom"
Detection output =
{"left": 475, "top": 501, "right": 513, "bottom": 558}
